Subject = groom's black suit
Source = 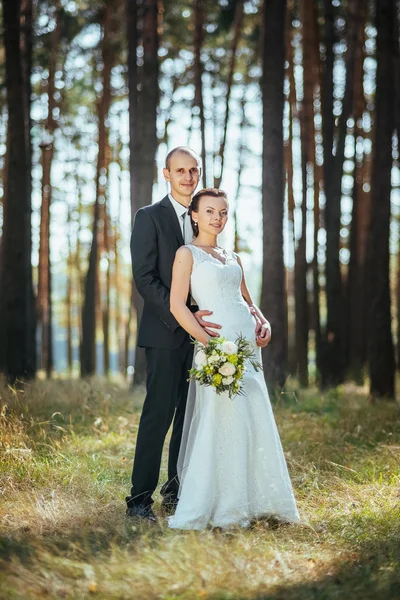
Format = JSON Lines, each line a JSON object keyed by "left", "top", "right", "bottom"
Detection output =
{"left": 126, "top": 195, "right": 195, "bottom": 508}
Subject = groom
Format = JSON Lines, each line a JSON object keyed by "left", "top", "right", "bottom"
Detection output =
{"left": 126, "top": 146, "right": 271, "bottom": 522}
{"left": 125, "top": 147, "right": 219, "bottom": 522}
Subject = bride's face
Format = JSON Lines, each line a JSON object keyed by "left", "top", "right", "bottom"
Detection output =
{"left": 192, "top": 196, "right": 228, "bottom": 235}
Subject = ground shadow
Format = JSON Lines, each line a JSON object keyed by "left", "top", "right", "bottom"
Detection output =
{"left": 1, "top": 508, "right": 399, "bottom": 600}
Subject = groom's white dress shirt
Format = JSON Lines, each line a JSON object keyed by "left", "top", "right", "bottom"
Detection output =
{"left": 168, "top": 193, "right": 193, "bottom": 245}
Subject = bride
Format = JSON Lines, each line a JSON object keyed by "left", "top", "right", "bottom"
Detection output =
{"left": 168, "top": 187, "right": 300, "bottom": 530}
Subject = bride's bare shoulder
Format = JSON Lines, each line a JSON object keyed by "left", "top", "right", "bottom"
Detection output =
{"left": 174, "top": 245, "right": 194, "bottom": 263}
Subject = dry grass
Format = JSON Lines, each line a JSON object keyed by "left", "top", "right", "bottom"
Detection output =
{"left": 0, "top": 377, "right": 400, "bottom": 599}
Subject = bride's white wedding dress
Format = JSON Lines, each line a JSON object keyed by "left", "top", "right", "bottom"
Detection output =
{"left": 168, "top": 244, "right": 300, "bottom": 530}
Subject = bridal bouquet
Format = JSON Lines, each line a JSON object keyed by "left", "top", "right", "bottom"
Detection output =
{"left": 189, "top": 335, "right": 262, "bottom": 399}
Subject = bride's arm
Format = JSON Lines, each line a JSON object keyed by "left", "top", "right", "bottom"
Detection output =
{"left": 170, "top": 247, "right": 211, "bottom": 345}
{"left": 235, "top": 254, "right": 271, "bottom": 346}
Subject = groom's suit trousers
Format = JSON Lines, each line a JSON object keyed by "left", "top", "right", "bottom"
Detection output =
{"left": 126, "top": 338, "right": 194, "bottom": 507}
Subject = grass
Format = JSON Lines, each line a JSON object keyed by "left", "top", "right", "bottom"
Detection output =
{"left": 0, "top": 377, "right": 400, "bottom": 599}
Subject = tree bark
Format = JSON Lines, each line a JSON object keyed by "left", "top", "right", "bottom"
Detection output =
{"left": 0, "top": 0, "right": 36, "bottom": 381}
{"left": 285, "top": 5, "right": 297, "bottom": 375}
{"left": 127, "top": 0, "right": 159, "bottom": 386}
{"left": 346, "top": 4, "right": 370, "bottom": 382}
{"left": 37, "top": 8, "right": 61, "bottom": 377}
{"left": 213, "top": 0, "right": 244, "bottom": 188}
{"left": 367, "top": 0, "right": 395, "bottom": 400}
{"left": 319, "top": 0, "right": 335, "bottom": 386}
{"left": 194, "top": 0, "right": 207, "bottom": 186}
{"left": 260, "top": 0, "right": 287, "bottom": 387}
{"left": 322, "top": 0, "right": 360, "bottom": 385}
{"left": 66, "top": 202, "right": 73, "bottom": 374}
{"left": 81, "top": 2, "right": 117, "bottom": 376}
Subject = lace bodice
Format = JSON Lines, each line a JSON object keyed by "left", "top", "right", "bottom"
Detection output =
{"left": 186, "top": 243, "right": 256, "bottom": 344}
{"left": 187, "top": 244, "right": 242, "bottom": 308}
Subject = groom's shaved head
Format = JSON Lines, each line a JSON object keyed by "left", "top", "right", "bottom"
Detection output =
{"left": 165, "top": 146, "right": 201, "bottom": 171}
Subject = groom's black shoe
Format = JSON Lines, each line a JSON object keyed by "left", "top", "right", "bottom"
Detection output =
{"left": 161, "top": 495, "right": 178, "bottom": 515}
{"left": 126, "top": 504, "right": 158, "bottom": 523}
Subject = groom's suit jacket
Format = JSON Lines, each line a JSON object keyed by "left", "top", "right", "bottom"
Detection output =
{"left": 131, "top": 194, "right": 191, "bottom": 349}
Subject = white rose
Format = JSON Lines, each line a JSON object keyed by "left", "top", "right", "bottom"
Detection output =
{"left": 220, "top": 341, "right": 238, "bottom": 355}
{"left": 208, "top": 354, "right": 221, "bottom": 364}
{"left": 222, "top": 376, "right": 234, "bottom": 385}
{"left": 195, "top": 349, "right": 207, "bottom": 367}
{"left": 218, "top": 362, "right": 236, "bottom": 376}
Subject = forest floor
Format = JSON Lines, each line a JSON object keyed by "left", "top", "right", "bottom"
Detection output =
{"left": 0, "top": 377, "right": 399, "bottom": 600}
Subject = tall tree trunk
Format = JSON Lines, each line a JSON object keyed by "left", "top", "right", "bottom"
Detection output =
{"left": 66, "top": 202, "right": 73, "bottom": 374}
{"left": 0, "top": 0, "right": 35, "bottom": 380}
{"left": 213, "top": 0, "right": 244, "bottom": 188}
{"left": 21, "top": 0, "right": 36, "bottom": 377}
{"left": 393, "top": 2, "right": 400, "bottom": 179}
{"left": 232, "top": 78, "right": 248, "bottom": 254}
{"left": 346, "top": 5, "right": 370, "bottom": 382}
{"left": 322, "top": 0, "right": 360, "bottom": 385}
{"left": 127, "top": 0, "right": 159, "bottom": 386}
{"left": 81, "top": 2, "right": 117, "bottom": 376}
{"left": 394, "top": 3, "right": 400, "bottom": 368}
{"left": 37, "top": 8, "right": 61, "bottom": 377}
{"left": 260, "top": 0, "right": 287, "bottom": 387}
{"left": 102, "top": 192, "right": 111, "bottom": 376}
{"left": 285, "top": 4, "right": 297, "bottom": 375}
{"left": 367, "top": 0, "right": 395, "bottom": 400}
{"left": 194, "top": 0, "right": 207, "bottom": 186}
{"left": 310, "top": 1, "right": 322, "bottom": 377}
{"left": 75, "top": 172, "right": 84, "bottom": 365}
{"left": 115, "top": 158, "right": 124, "bottom": 374}
{"left": 319, "top": 0, "right": 335, "bottom": 386}
{"left": 294, "top": 0, "right": 321, "bottom": 387}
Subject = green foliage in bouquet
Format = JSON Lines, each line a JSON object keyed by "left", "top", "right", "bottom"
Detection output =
{"left": 189, "top": 335, "right": 262, "bottom": 399}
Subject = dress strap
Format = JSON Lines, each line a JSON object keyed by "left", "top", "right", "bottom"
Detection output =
{"left": 185, "top": 244, "right": 211, "bottom": 270}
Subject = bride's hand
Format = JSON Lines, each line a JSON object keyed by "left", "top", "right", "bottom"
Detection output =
{"left": 250, "top": 308, "right": 271, "bottom": 347}
{"left": 256, "top": 323, "right": 271, "bottom": 347}
{"left": 194, "top": 310, "right": 221, "bottom": 338}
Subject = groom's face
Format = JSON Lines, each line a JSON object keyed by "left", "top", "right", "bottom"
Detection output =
{"left": 163, "top": 153, "right": 201, "bottom": 199}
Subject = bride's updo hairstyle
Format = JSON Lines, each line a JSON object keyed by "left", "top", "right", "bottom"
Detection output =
{"left": 188, "top": 188, "right": 228, "bottom": 237}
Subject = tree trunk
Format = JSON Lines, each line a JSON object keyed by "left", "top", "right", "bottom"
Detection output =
{"left": 194, "top": 0, "right": 207, "bottom": 186}
{"left": 75, "top": 173, "right": 84, "bottom": 365}
{"left": 127, "top": 0, "right": 159, "bottom": 386}
{"left": 0, "top": 0, "right": 36, "bottom": 381}
{"left": 37, "top": 8, "right": 61, "bottom": 377}
{"left": 81, "top": 2, "right": 117, "bottom": 376}
{"left": 285, "top": 5, "right": 297, "bottom": 375}
{"left": 310, "top": 1, "right": 322, "bottom": 377}
{"left": 115, "top": 158, "right": 124, "bottom": 374}
{"left": 66, "top": 202, "right": 73, "bottom": 374}
{"left": 213, "top": 0, "right": 244, "bottom": 188}
{"left": 393, "top": 2, "right": 400, "bottom": 155}
{"left": 322, "top": 0, "right": 360, "bottom": 386}
{"left": 294, "top": 0, "right": 321, "bottom": 387}
{"left": 102, "top": 195, "right": 111, "bottom": 376}
{"left": 346, "top": 4, "right": 370, "bottom": 382}
{"left": 394, "top": 3, "right": 400, "bottom": 368}
{"left": 319, "top": 0, "right": 335, "bottom": 386}
{"left": 20, "top": 0, "right": 36, "bottom": 377}
{"left": 260, "top": 0, "right": 287, "bottom": 387}
{"left": 367, "top": 0, "right": 395, "bottom": 400}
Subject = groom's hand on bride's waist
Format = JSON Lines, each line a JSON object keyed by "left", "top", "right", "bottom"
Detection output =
{"left": 194, "top": 310, "right": 221, "bottom": 338}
